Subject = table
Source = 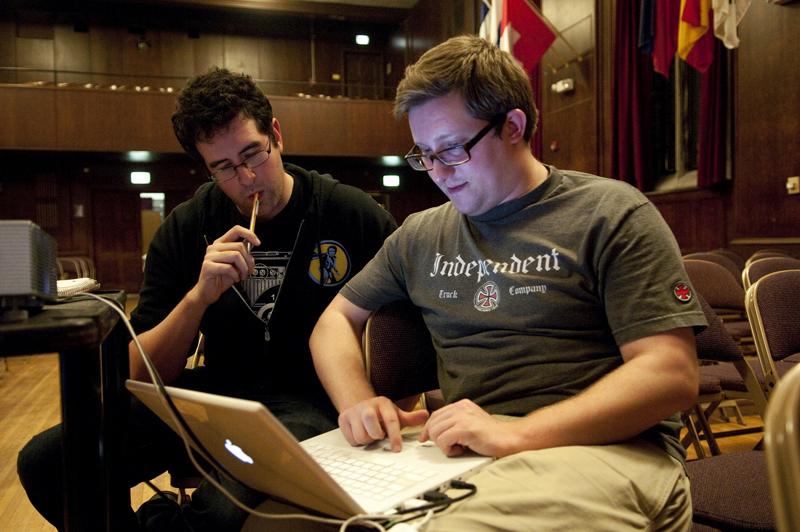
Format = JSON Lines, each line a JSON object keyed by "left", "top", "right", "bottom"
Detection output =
{"left": 0, "top": 291, "right": 129, "bottom": 532}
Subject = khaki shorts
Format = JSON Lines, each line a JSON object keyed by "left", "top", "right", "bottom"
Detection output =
{"left": 242, "top": 439, "right": 691, "bottom": 532}
{"left": 420, "top": 438, "right": 691, "bottom": 532}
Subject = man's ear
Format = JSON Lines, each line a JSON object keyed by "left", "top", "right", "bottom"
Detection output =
{"left": 504, "top": 109, "right": 527, "bottom": 145}
{"left": 272, "top": 117, "right": 284, "bottom": 151}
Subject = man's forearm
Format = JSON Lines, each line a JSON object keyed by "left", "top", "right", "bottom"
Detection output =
{"left": 310, "top": 303, "right": 375, "bottom": 412}
{"left": 506, "top": 331, "right": 698, "bottom": 455}
{"left": 129, "top": 286, "right": 209, "bottom": 383}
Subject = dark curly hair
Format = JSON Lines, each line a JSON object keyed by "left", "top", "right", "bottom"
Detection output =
{"left": 172, "top": 68, "right": 275, "bottom": 161}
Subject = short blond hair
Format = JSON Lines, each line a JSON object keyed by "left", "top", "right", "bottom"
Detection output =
{"left": 394, "top": 35, "right": 538, "bottom": 141}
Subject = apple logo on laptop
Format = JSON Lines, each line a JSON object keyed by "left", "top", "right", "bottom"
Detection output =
{"left": 224, "top": 438, "right": 254, "bottom": 464}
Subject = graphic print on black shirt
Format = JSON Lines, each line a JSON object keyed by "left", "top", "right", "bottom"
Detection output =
{"left": 241, "top": 250, "right": 291, "bottom": 322}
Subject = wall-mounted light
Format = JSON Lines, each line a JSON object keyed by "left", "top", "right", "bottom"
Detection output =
{"left": 550, "top": 78, "right": 574, "bottom": 94}
{"left": 127, "top": 151, "right": 153, "bottom": 162}
{"left": 136, "top": 35, "right": 151, "bottom": 51}
{"left": 130, "top": 171, "right": 151, "bottom": 184}
{"left": 381, "top": 155, "right": 403, "bottom": 167}
{"left": 355, "top": 34, "right": 370, "bottom": 46}
{"left": 383, "top": 174, "right": 400, "bottom": 188}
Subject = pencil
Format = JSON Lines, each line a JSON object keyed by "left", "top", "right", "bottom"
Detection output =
{"left": 246, "top": 192, "right": 260, "bottom": 254}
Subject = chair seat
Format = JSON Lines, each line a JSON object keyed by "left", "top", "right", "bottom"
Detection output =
{"left": 723, "top": 320, "right": 752, "bottom": 341}
{"left": 698, "top": 372, "right": 722, "bottom": 395}
{"left": 785, "top": 353, "right": 800, "bottom": 364}
{"left": 686, "top": 451, "right": 775, "bottom": 531}
{"left": 700, "top": 361, "right": 795, "bottom": 392}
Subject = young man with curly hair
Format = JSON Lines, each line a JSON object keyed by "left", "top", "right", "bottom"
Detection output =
{"left": 18, "top": 68, "right": 396, "bottom": 531}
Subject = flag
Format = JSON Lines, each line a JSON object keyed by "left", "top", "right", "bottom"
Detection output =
{"left": 479, "top": 0, "right": 503, "bottom": 46}
{"left": 678, "top": 0, "right": 715, "bottom": 72}
{"left": 652, "top": 0, "right": 681, "bottom": 77}
{"left": 712, "top": 0, "right": 750, "bottom": 49}
{"left": 638, "top": 0, "right": 656, "bottom": 53}
{"left": 479, "top": 0, "right": 556, "bottom": 73}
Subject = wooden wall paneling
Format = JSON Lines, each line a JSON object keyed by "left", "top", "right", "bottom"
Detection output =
{"left": 54, "top": 89, "right": 181, "bottom": 152}
{"left": 223, "top": 35, "right": 260, "bottom": 77}
{"left": 54, "top": 24, "right": 90, "bottom": 85}
{"left": 540, "top": 0, "right": 598, "bottom": 175}
{"left": 258, "top": 36, "right": 311, "bottom": 95}
{"left": 0, "top": 86, "right": 57, "bottom": 149}
{"left": 68, "top": 171, "right": 91, "bottom": 256}
{"left": 273, "top": 96, "right": 345, "bottom": 155}
{"left": 344, "top": 99, "right": 407, "bottom": 156}
{"left": 597, "top": 0, "right": 615, "bottom": 179}
{"left": 344, "top": 50, "right": 383, "bottom": 99}
{"left": 159, "top": 30, "right": 194, "bottom": 83}
{"left": 192, "top": 33, "right": 225, "bottom": 76}
{"left": 541, "top": 55, "right": 597, "bottom": 173}
{"left": 0, "top": 19, "right": 17, "bottom": 83}
{"left": 122, "top": 29, "right": 161, "bottom": 83}
{"left": 649, "top": 190, "right": 727, "bottom": 252}
{"left": 312, "top": 37, "right": 344, "bottom": 96}
{"left": 15, "top": 36, "right": 54, "bottom": 83}
{"left": 270, "top": 96, "right": 411, "bottom": 157}
{"left": 91, "top": 189, "right": 143, "bottom": 294}
{"left": 732, "top": 1, "right": 800, "bottom": 238}
{"left": 89, "top": 26, "right": 123, "bottom": 86}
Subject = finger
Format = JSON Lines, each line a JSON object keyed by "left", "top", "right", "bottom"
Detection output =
{"left": 338, "top": 416, "right": 356, "bottom": 446}
{"left": 399, "top": 409, "right": 430, "bottom": 429}
{"left": 378, "top": 405, "right": 403, "bottom": 452}
{"left": 361, "top": 408, "right": 387, "bottom": 442}
{"left": 205, "top": 250, "right": 250, "bottom": 280}
{"left": 216, "top": 225, "right": 261, "bottom": 248}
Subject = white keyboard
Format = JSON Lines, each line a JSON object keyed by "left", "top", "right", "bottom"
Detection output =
{"left": 305, "top": 442, "right": 438, "bottom": 500}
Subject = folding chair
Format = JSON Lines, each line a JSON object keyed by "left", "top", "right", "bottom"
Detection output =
{"left": 713, "top": 248, "right": 746, "bottom": 273}
{"left": 684, "top": 251, "right": 744, "bottom": 286}
{"left": 684, "top": 259, "right": 753, "bottom": 352}
{"left": 363, "top": 299, "right": 440, "bottom": 411}
{"left": 764, "top": 362, "right": 800, "bottom": 531}
{"left": 745, "top": 250, "right": 792, "bottom": 268}
{"left": 746, "top": 269, "right": 800, "bottom": 397}
{"left": 742, "top": 257, "right": 800, "bottom": 290}
{"left": 683, "top": 294, "right": 767, "bottom": 458}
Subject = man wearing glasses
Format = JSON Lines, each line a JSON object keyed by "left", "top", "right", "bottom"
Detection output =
{"left": 18, "top": 68, "right": 396, "bottom": 531}
{"left": 311, "top": 35, "right": 705, "bottom": 530}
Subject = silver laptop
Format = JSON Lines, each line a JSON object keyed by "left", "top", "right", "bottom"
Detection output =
{"left": 126, "top": 379, "right": 492, "bottom": 518}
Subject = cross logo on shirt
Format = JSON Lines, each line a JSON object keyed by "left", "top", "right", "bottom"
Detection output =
{"left": 474, "top": 281, "right": 500, "bottom": 312}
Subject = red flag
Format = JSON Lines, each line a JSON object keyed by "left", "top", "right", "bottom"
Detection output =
{"left": 678, "top": 0, "right": 714, "bottom": 72}
{"left": 500, "top": 0, "right": 556, "bottom": 72}
{"left": 652, "top": 0, "right": 681, "bottom": 77}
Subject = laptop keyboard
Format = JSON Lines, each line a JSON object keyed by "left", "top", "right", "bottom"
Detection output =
{"left": 305, "top": 442, "right": 439, "bottom": 500}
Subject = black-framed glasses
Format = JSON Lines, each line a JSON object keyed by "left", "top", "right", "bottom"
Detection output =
{"left": 404, "top": 114, "right": 506, "bottom": 172}
{"left": 209, "top": 146, "right": 272, "bottom": 183}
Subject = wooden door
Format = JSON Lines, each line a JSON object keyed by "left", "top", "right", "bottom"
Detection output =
{"left": 91, "top": 190, "right": 143, "bottom": 294}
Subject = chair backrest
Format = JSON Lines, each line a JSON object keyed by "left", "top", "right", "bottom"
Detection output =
{"left": 683, "top": 259, "right": 746, "bottom": 313}
{"left": 746, "top": 269, "right": 800, "bottom": 368}
{"left": 746, "top": 250, "right": 792, "bottom": 268}
{"left": 764, "top": 362, "right": 800, "bottom": 532}
{"left": 694, "top": 293, "right": 743, "bottom": 363}
{"left": 713, "top": 248, "right": 746, "bottom": 272}
{"left": 684, "top": 252, "right": 743, "bottom": 286}
{"left": 363, "top": 299, "right": 438, "bottom": 404}
{"left": 743, "top": 256, "right": 800, "bottom": 290}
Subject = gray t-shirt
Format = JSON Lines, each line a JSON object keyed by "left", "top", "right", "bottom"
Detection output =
{"left": 341, "top": 166, "right": 706, "bottom": 461}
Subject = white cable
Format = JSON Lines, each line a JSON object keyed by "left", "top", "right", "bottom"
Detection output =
{"left": 81, "top": 293, "right": 391, "bottom": 529}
